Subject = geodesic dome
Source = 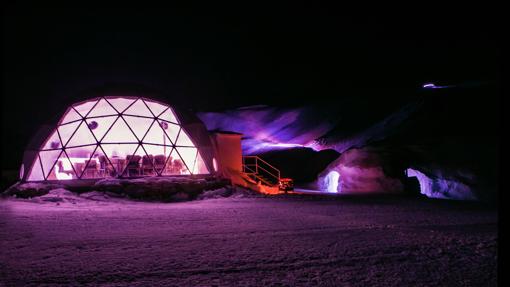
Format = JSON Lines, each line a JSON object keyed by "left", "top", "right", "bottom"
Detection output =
{"left": 21, "top": 96, "right": 214, "bottom": 181}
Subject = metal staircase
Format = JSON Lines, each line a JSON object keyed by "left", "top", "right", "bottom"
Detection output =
{"left": 242, "top": 156, "right": 281, "bottom": 187}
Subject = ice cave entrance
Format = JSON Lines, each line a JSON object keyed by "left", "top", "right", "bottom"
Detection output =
{"left": 324, "top": 171, "right": 341, "bottom": 193}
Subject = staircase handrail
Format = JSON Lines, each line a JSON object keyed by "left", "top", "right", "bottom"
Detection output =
{"left": 242, "top": 156, "right": 281, "bottom": 183}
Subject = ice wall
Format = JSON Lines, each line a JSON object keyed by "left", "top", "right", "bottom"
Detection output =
{"left": 197, "top": 105, "right": 333, "bottom": 154}
{"left": 407, "top": 168, "right": 477, "bottom": 200}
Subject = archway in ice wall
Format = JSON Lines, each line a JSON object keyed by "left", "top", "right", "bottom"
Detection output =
{"left": 24, "top": 96, "right": 211, "bottom": 181}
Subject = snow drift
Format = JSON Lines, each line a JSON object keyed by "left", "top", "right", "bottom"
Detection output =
{"left": 3, "top": 177, "right": 231, "bottom": 202}
{"left": 316, "top": 147, "right": 404, "bottom": 194}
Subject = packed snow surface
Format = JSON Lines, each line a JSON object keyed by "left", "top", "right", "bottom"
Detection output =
{"left": 0, "top": 195, "right": 497, "bottom": 286}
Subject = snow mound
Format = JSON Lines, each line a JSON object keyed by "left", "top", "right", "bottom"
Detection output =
{"left": 3, "top": 177, "right": 239, "bottom": 203}
{"left": 197, "top": 187, "right": 233, "bottom": 199}
{"left": 317, "top": 147, "right": 404, "bottom": 194}
{"left": 80, "top": 191, "right": 113, "bottom": 201}
{"left": 197, "top": 186, "right": 264, "bottom": 200}
{"left": 3, "top": 182, "right": 64, "bottom": 198}
{"left": 35, "top": 188, "right": 80, "bottom": 203}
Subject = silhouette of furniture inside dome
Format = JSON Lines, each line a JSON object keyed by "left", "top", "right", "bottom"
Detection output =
{"left": 153, "top": 154, "right": 166, "bottom": 174}
{"left": 142, "top": 155, "right": 154, "bottom": 175}
{"left": 83, "top": 159, "right": 99, "bottom": 178}
{"left": 125, "top": 155, "right": 141, "bottom": 177}
{"left": 98, "top": 155, "right": 115, "bottom": 177}
{"left": 171, "top": 158, "right": 184, "bottom": 174}
{"left": 109, "top": 156, "right": 126, "bottom": 177}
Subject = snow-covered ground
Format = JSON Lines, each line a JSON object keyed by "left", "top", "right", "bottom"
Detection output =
{"left": 0, "top": 193, "right": 497, "bottom": 286}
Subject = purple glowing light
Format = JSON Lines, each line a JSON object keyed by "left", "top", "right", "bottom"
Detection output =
{"left": 406, "top": 168, "right": 476, "bottom": 200}
{"left": 422, "top": 82, "right": 454, "bottom": 89}
{"left": 422, "top": 83, "right": 437, "bottom": 88}
{"left": 248, "top": 141, "right": 306, "bottom": 153}
{"left": 197, "top": 106, "right": 334, "bottom": 155}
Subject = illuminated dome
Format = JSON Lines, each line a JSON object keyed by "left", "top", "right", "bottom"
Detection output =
{"left": 21, "top": 96, "right": 214, "bottom": 181}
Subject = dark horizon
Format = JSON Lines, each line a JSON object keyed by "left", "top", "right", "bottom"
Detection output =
{"left": 2, "top": 3, "right": 500, "bottom": 170}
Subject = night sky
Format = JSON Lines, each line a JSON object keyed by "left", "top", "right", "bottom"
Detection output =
{"left": 2, "top": 3, "right": 500, "bottom": 170}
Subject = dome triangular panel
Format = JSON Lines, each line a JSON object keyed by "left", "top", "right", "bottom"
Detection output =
{"left": 101, "top": 118, "right": 139, "bottom": 143}
{"left": 65, "top": 145, "right": 98, "bottom": 178}
{"left": 27, "top": 157, "right": 44, "bottom": 181}
{"left": 106, "top": 97, "right": 136, "bottom": 113}
{"left": 42, "top": 129, "right": 62, "bottom": 150}
{"left": 86, "top": 116, "right": 118, "bottom": 142}
{"left": 87, "top": 98, "right": 118, "bottom": 118}
{"left": 60, "top": 108, "right": 82, "bottom": 124}
{"left": 194, "top": 152, "right": 208, "bottom": 174}
{"left": 175, "top": 129, "right": 194, "bottom": 147}
{"left": 58, "top": 121, "right": 82, "bottom": 147}
{"left": 54, "top": 152, "right": 78, "bottom": 180}
{"left": 39, "top": 150, "right": 63, "bottom": 179}
{"left": 158, "top": 120, "right": 180, "bottom": 143}
{"left": 175, "top": 147, "right": 197, "bottom": 174}
{"left": 67, "top": 121, "right": 98, "bottom": 147}
{"left": 143, "top": 121, "right": 168, "bottom": 145}
{"left": 144, "top": 100, "right": 168, "bottom": 117}
{"left": 123, "top": 116, "right": 155, "bottom": 141}
{"left": 161, "top": 148, "right": 183, "bottom": 175}
{"left": 47, "top": 151, "right": 77, "bottom": 180}
{"left": 123, "top": 99, "right": 153, "bottom": 117}
{"left": 73, "top": 99, "right": 99, "bottom": 117}
{"left": 159, "top": 108, "right": 178, "bottom": 123}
